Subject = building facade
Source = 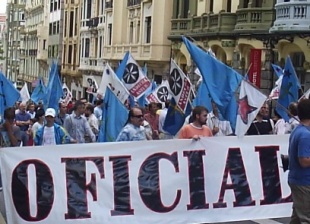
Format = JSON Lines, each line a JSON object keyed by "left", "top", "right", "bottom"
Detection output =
{"left": 19, "top": 0, "right": 49, "bottom": 90}
{"left": 0, "top": 14, "right": 6, "bottom": 73}
{"left": 169, "top": 0, "right": 310, "bottom": 94}
{"left": 5, "top": 0, "right": 26, "bottom": 86}
{"left": 79, "top": 0, "right": 174, "bottom": 100}
{"left": 62, "top": 0, "right": 83, "bottom": 99}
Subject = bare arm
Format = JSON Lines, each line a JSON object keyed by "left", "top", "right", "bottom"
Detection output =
{"left": 299, "top": 157, "right": 310, "bottom": 168}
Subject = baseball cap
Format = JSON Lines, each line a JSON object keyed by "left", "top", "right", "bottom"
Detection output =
{"left": 45, "top": 108, "right": 56, "bottom": 117}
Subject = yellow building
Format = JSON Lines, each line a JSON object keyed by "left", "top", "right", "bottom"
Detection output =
{"left": 169, "top": 0, "right": 310, "bottom": 93}
{"left": 78, "top": 0, "right": 174, "bottom": 100}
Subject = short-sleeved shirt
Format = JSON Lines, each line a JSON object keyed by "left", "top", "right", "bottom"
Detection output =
{"left": 116, "top": 123, "right": 147, "bottom": 142}
{"left": 178, "top": 123, "right": 213, "bottom": 139}
{"left": 288, "top": 125, "right": 310, "bottom": 185}
{"left": 15, "top": 112, "right": 31, "bottom": 131}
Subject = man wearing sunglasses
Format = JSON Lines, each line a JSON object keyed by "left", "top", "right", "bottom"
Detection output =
{"left": 116, "top": 107, "right": 148, "bottom": 142}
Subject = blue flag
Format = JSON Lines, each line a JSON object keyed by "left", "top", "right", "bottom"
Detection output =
{"left": 271, "top": 64, "right": 284, "bottom": 78}
{"left": 44, "top": 62, "right": 63, "bottom": 112}
{"left": 31, "top": 77, "right": 46, "bottom": 104}
{"left": 115, "top": 51, "right": 130, "bottom": 79}
{"left": 163, "top": 98, "right": 192, "bottom": 136}
{"left": 98, "top": 88, "right": 129, "bottom": 142}
{"left": 276, "top": 56, "right": 300, "bottom": 122}
{"left": 182, "top": 36, "right": 242, "bottom": 130}
{"left": 192, "top": 81, "right": 212, "bottom": 112}
{"left": 0, "top": 72, "right": 20, "bottom": 118}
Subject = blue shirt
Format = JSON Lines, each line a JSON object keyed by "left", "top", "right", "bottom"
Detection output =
{"left": 116, "top": 123, "right": 147, "bottom": 142}
{"left": 288, "top": 125, "right": 310, "bottom": 185}
{"left": 15, "top": 111, "right": 31, "bottom": 131}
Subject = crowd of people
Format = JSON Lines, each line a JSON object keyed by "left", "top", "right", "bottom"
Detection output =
{"left": 0, "top": 96, "right": 305, "bottom": 147}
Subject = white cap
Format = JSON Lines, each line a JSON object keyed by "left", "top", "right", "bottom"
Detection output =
{"left": 45, "top": 108, "right": 56, "bottom": 117}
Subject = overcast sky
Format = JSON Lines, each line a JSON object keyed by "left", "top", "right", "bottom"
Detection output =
{"left": 0, "top": 0, "right": 7, "bottom": 14}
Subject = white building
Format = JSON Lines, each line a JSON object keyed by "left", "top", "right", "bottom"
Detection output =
{"left": 5, "top": 0, "right": 26, "bottom": 85}
{"left": 0, "top": 14, "right": 6, "bottom": 73}
{"left": 20, "top": 0, "right": 49, "bottom": 90}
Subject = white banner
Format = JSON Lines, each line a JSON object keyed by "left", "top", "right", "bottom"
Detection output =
{"left": 0, "top": 135, "right": 291, "bottom": 224}
{"left": 122, "top": 54, "right": 151, "bottom": 99}
{"left": 83, "top": 75, "right": 99, "bottom": 94}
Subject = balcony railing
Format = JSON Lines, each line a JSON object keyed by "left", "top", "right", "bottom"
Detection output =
{"left": 270, "top": 2, "right": 310, "bottom": 32}
{"left": 170, "top": 12, "right": 236, "bottom": 37}
{"left": 127, "top": 0, "right": 141, "bottom": 7}
{"left": 234, "top": 8, "right": 275, "bottom": 33}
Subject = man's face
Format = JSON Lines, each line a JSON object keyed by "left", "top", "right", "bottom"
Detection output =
{"left": 150, "top": 104, "right": 158, "bottom": 114}
{"left": 60, "top": 103, "right": 67, "bottom": 113}
{"left": 20, "top": 104, "right": 26, "bottom": 112}
{"left": 197, "top": 110, "right": 208, "bottom": 125}
{"left": 259, "top": 104, "right": 269, "bottom": 117}
{"left": 29, "top": 104, "right": 35, "bottom": 112}
{"left": 77, "top": 104, "right": 85, "bottom": 114}
{"left": 131, "top": 108, "right": 144, "bottom": 127}
{"left": 45, "top": 116, "right": 54, "bottom": 124}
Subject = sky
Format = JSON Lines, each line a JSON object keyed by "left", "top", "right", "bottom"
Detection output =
{"left": 0, "top": 0, "right": 7, "bottom": 14}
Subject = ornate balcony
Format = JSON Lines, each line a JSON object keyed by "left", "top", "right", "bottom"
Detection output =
{"left": 270, "top": 1, "right": 310, "bottom": 33}
{"left": 169, "top": 12, "right": 236, "bottom": 38}
{"left": 234, "top": 8, "right": 275, "bottom": 34}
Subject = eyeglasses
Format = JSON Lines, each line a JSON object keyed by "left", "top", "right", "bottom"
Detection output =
{"left": 132, "top": 115, "right": 144, "bottom": 119}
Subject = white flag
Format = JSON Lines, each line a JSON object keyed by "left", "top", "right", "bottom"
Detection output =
{"left": 299, "top": 87, "right": 310, "bottom": 101}
{"left": 121, "top": 53, "right": 151, "bottom": 99}
{"left": 235, "top": 80, "right": 267, "bottom": 137}
{"left": 268, "top": 75, "right": 283, "bottom": 100}
{"left": 98, "top": 64, "right": 130, "bottom": 104}
{"left": 20, "top": 83, "right": 30, "bottom": 103}
{"left": 146, "top": 80, "right": 170, "bottom": 104}
{"left": 60, "top": 83, "right": 72, "bottom": 105}
{"left": 168, "top": 59, "right": 192, "bottom": 112}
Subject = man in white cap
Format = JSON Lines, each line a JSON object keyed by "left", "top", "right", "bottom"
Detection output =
{"left": 34, "top": 108, "right": 75, "bottom": 145}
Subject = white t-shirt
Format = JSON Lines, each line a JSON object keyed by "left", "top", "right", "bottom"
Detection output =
{"left": 42, "top": 126, "right": 56, "bottom": 145}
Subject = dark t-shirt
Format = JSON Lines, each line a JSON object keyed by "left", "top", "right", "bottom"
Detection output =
{"left": 246, "top": 118, "right": 273, "bottom": 135}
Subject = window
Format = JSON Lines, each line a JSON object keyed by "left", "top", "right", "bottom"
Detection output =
{"left": 108, "top": 24, "right": 112, "bottom": 45}
{"left": 255, "top": 0, "right": 262, "bottom": 7}
{"left": 74, "top": 8, "right": 78, "bottom": 36}
{"left": 43, "top": 40, "right": 46, "bottom": 50}
{"left": 243, "top": 0, "right": 249, "bottom": 8}
{"left": 145, "top": 16, "right": 151, "bottom": 43}
{"left": 73, "top": 44, "right": 77, "bottom": 69}
{"left": 58, "top": 0, "right": 61, "bottom": 9}
{"left": 69, "top": 11, "right": 74, "bottom": 37}
{"left": 64, "top": 11, "right": 67, "bottom": 37}
{"left": 56, "top": 21, "right": 60, "bottom": 34}
{"left": 226, "top": 0, "right": 232, "bottom": 12}
{"left": 50, "top": 1, "right": 53, "bottom": 12}
{"left": 210, "top": 0, "right": 214, "bottom": 12}
{"left": 183, "top": 0, "right": 189, "bottom": 18}
{"left": 54, "top": 0, "right": 57, "bottom": 10}
{"left": 85, "top": 38, "right": 90, "bottom": 57}
{"left": 99, "top": 36, "right": 102, "bottom": 58}
{"left": 49, "top": 23, "right": 52, "bottom": 35}
{"left": 129, "top": 21, "right": 134, "bottom": 43}
{"left": 81, "top": 38, "right": 84, "bottom": 57}
{"left": 53, "top": 22, "right": 57, "bottom": 35}
{"left": 68, "top": 45, "right": 73, "bottom": 63}
{"left": 136, "top": 21, "right": 140, "bottom": 43}
{"left": 87, "top": 0, "right": 92, "bottom": 19}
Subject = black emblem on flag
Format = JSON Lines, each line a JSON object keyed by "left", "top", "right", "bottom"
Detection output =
{"left": 169, "top": 68, "right": 183, "bottom": 96}
{"left": 123, "top": 63, "right": 139, "bottom": 84}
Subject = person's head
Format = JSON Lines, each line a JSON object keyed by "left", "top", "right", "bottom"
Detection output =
{"left": 273, "top": 109, "right": 282, "bottom": 122}
{"left": 211, "top": 101, "right": 219, "bottom": 116}
{"left": 297, "top": 99, "right": 310, "bottom": 121}
{"left": 4, "top": 107, "right": 15, "bottom": 121}
{"left": 148, "top": 102, "right": 158, "bottom": 115}
{"left": 73, "top": 100, "right": 85, "bottom": 115}
{"left": 164, "top": 100, "right": 170, "bottom": 109}
{"left": 45, "top": 108, "right": 56, "bottom": 126}
{"left": 288, "top": 102, "right": 298, "bottom": 117}
{"left": 58, "top": 102, "right": 67, "bottom": 114}
{"left": 85, "top": 104, "right": 94, "bottom": 117}
{"left": 96, "top": 99, "right": 103, "bottom": 107}
{"left": 35, "top": 109, "right": 45, "bottom": 122}
{"left": 128, "top": 107, "right": 144, "bottom": 127}
{"left": 19, "top": 102, "right": 27, "bottom": 113}
{"left": 192, "top": 106, "right": 208, "bottom": 125}
{"left": 28, "top": 103, "right": 35, "bottom": 112}
{"left": 80, "top": 98, "right": 88, "bottom": 104}
{"left": 259, "top": 102, "right": 269, "bottom": 118}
